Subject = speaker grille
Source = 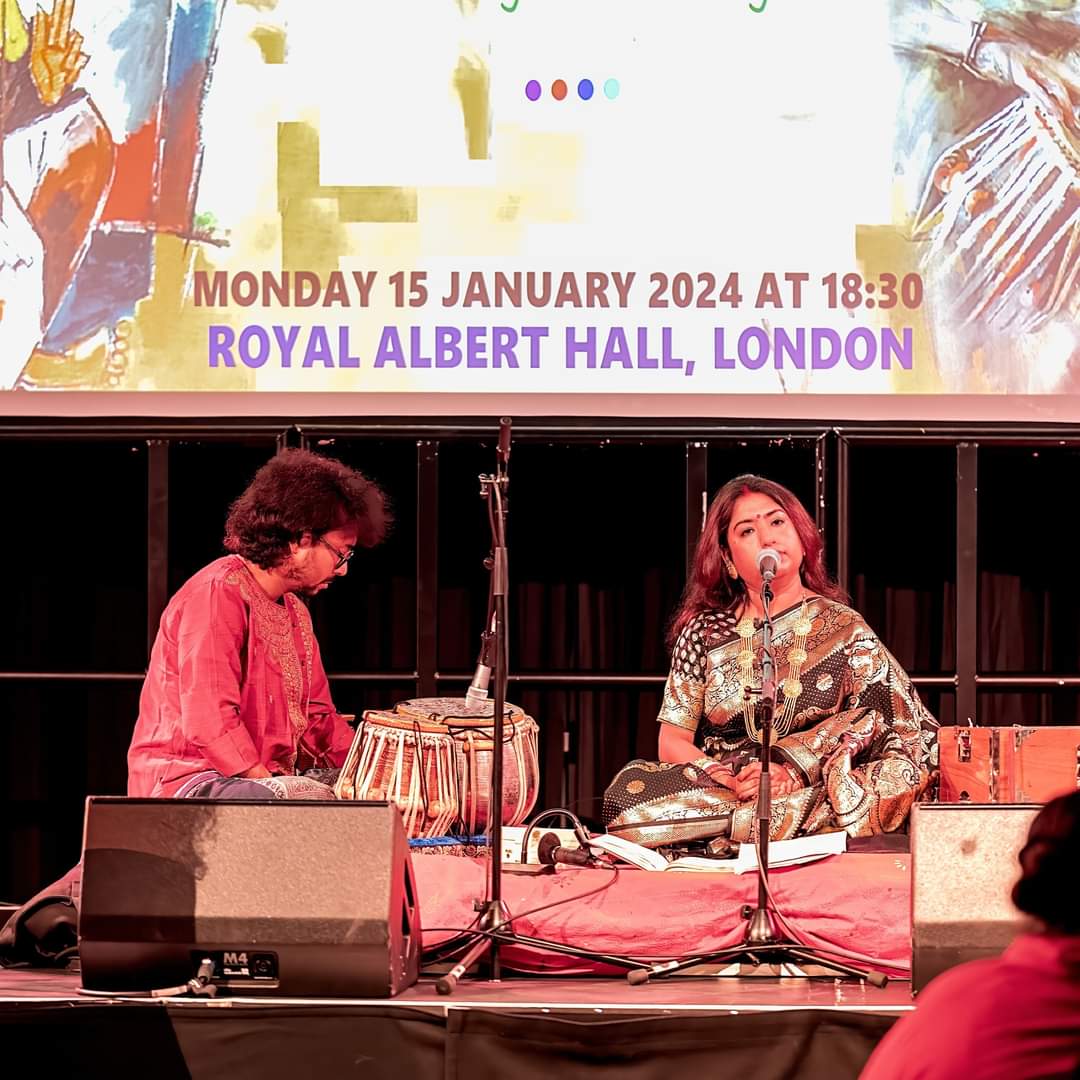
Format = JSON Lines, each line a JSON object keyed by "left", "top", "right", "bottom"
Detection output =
{"left": 911, "top": 803, "right": 1037, "bottom": 991}
{"left": 80, "top": 798, "right": 420, "bottom": 996}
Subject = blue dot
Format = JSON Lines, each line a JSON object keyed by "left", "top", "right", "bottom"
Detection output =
{"left": 578, "top": 78, "right": 594, "bottom": 101}
{"left": 525, "top": 79, "right": 541, "bottom": 101}
{"left": 603, "top": 78, "right": 620, "bottom": 100}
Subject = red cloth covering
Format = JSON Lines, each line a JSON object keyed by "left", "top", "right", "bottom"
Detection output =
{"left": 860, "top": 933, "right": 1080, "bottom": 1080}
{"left": 414, "top": 852, "right": 911, "bottom": 974}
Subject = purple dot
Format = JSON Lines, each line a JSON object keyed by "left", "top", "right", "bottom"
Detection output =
{"left": 525, "top": 80, "right": 541, "bottom": 101}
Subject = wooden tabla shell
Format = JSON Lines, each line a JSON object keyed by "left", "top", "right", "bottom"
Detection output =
{"left": 335, "top": 697, "right": 540, "bottom": 837}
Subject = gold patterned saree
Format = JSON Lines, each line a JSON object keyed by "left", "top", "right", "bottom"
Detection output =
{"left": 603, "top": 597, "right": 939, "bottom": 847}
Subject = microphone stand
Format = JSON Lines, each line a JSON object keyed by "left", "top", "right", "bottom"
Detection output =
{"left": 435, "top": 420, "right": 641, "bottom": 993}
{"left": 625, "top": 574, "right": 888, "bottom": 987}
{"left": 436, "top": 420, "right": 512, "bottom": 990}
{"left": 746, "top": 571, "right": 779, "bottom": 946}
{"left": 485, "top": 416, "right": 511, "bottom": 979}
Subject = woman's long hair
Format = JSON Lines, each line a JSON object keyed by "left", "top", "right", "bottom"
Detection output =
{"left": 667, "top": 474, "right": 846, "bottom": 648}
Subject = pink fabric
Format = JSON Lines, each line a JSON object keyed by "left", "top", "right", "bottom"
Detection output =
{"left": 128, "top": 556, "right": 353, "bottom": 797}
{"left": 860, "top": 934, "right": 1080, "bottom": 1080}
{"left": 414, "top": 852, "right": 911, "bottom": 974}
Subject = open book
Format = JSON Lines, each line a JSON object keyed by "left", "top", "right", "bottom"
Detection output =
{"left": 586, "top": 830, "right": 847, "bottom": 874}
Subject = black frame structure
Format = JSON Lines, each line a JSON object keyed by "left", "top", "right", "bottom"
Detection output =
{"left": 3, "top": 415, "right": 1076, "bottom": 702}
{"left": 3, "top": 414, "right": 1080, "bottom": 898}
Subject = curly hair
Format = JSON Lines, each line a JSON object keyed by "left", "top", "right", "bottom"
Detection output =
{"left": 224, "top": 448, "right": 391, "bottom": 569}
{"left": 1011, "top": 791, "right": 1080, "bottom": 934}
{"left": 667, "top": 474, "right": 846, "bottom": 648}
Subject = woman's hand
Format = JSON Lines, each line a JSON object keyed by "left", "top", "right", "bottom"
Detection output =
{"left": 701, "top": 761, "right": 738, "bottom": 791}
{"left": 238, "top": 763, "right": 272, "bottom": 779}
{"left": 734, "top": 761, "right": 800, "bottom": 802}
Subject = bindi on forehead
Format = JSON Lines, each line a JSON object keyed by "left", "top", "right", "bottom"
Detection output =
{"left": 733, "top": 505, "right": 784, "bottom": 528}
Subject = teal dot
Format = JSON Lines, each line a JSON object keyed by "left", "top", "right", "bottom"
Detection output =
{"left": 603, "top": 78, "right": 620, "bottom": 100}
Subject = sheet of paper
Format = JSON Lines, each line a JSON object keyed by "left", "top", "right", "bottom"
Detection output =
{"left": 731, "top": 830, "right": 848, "bottom": 874}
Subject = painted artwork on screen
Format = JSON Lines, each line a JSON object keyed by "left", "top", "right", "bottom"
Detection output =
{"left": 1, "top": 0, "right": 226, "bottom": 390}
{"left": 2, "top": 0, "right": 1080, "bottom": 397}
{"left": 889, "top": 1, "right": 1080, "bottom": 394}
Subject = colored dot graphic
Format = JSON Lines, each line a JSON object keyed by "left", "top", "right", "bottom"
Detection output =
{"left": 524, "top": 78, "right": 619, "bottom": 101}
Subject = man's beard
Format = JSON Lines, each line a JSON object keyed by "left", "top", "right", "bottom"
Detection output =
{"left": 281, "top": 558, "right": 312, "bottom": 591}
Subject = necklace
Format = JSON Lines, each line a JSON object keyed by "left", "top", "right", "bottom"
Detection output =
{"left": 735, "top": 597, "right": 812, "bottom": 743}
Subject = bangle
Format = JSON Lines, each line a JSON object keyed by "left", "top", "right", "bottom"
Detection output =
{"left": 961, "top": 20, "right": 989, "bottom": 77}
{"left": 772, "top": 759, "right": 801, "bottom": 786}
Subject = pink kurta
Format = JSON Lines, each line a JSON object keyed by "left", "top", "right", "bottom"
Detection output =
{"left": 128, "top": 556, "right": 354, "bottom": 797}
{"left": 860, "top": 933, "right": 1080, "bottom": 1080}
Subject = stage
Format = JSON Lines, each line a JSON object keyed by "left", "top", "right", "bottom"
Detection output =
{"left": 0, "top": 849, "right": 913, "bottom": 1078}
{"left": 0, "top": 966, "right": 909, "bottom": 1079}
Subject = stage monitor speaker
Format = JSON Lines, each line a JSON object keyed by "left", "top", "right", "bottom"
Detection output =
{"left": 911, "top": 802, "right": 1038, "bottom": 993}
{"left": 79, "top": 798, "right": 421, "bottom": 998}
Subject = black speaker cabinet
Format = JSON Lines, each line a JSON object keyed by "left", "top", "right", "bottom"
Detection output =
{"left": 911, "top": 802, "right": 1038, "bottom": 993}
{"left": 79, "top": 798, "right": 421, "bottom": 997}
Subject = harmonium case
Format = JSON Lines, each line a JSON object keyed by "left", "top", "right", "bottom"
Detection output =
{"left": 938, "top": 726, "right": 1080, "bottom": 803}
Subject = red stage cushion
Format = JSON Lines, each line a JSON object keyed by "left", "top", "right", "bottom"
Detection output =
{"left": 413, "top": 852, "right": 910, "bottom": 975}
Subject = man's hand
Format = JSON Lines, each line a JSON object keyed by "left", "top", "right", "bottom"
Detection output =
{"left": 30, "top": 0, "right": 88, "bottom": 108}
{"left": 734, "top": 761, "right": 800, "bottom": 802}
{"left": 238, "top": 763, "right": 272, "bottom": 779}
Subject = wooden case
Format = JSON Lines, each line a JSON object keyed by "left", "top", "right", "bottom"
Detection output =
{"left": 938, "top": 726, "right": 1080, "bottom": 803}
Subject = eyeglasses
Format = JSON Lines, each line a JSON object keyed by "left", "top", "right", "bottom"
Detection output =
{"left": 318, "top": 536, "right": 355, "bottom": 570}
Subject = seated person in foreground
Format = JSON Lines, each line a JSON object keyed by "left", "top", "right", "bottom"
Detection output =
{"left": 603, "top": 474, "right": 939, "bottom": 848}
{"left": 860, "top": 791, "right": 1080, "bottom": 1080}
{"left": 127, "top": 448, "right": 390, "bottom": 800}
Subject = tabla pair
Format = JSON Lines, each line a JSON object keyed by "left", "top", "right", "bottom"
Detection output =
{"left": 334, "top": 697, "right": 540, "bottom": 838}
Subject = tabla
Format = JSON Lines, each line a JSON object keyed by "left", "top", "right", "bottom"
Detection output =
{"left": 334, "top": 697, "right": 540, "bottom": 838}
{"left": 913, "top": 95, "right": 1080, "bottom": 334}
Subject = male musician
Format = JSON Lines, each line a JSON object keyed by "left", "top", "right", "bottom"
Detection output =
{"left": 127, "top": 448, "right": 390, "bottom": 799}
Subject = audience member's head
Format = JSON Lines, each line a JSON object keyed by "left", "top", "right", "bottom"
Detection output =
{"left": 1011, "top": 791, "right": 1080, "bottom": 935}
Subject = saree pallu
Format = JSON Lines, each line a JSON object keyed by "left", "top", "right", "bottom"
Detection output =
{"left": 603, "top": 598, "right": 940, "bottom": 847}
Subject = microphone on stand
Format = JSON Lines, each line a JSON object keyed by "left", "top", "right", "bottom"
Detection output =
{"left": 756, "top": 547, "right": 780, "bottom": 583}
{"left": 537, "top": 832, "right": 595, "bottom": 868}
{"left": 497, "top": 417, "right": 512, "bottom": 468}
{"left": 464, "top": 611, "right": 497, "bottom": 709}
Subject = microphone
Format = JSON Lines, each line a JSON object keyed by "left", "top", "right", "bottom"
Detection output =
{"left": 464, "top": 612, "right": 496, "bottom": 709}
{"left": 756, "top": 548, "right": 780, "bottom": 582}
{"left": 497, "top": 417, "right": 512, "bottom": 467}
{"left": 537, "top": 831, "right": 594, "bottom": 868}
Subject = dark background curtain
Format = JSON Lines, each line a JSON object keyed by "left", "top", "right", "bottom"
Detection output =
{"left": 1, "top": 423, "right": 1077, "bottom": 902}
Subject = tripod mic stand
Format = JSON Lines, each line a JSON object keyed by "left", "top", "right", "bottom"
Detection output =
{"left": 627, "top": 573, "right": 888, "bottom": 988}
{"left": 434, "top": 420, "right": 647, "bottom": 993}
{"left": 433, "top": 418, "right": 513, "bottom": 992}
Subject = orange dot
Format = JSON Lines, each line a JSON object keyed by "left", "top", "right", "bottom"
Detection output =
{"left": 551, "top": 79, "right": 567, "bottom": 101}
